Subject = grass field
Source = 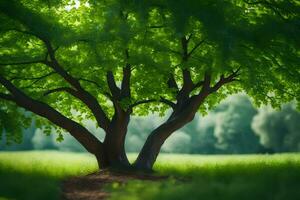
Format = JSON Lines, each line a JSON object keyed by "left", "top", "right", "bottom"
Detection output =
{"left": 0, "top": 151, "right": 300, "bottom": 200}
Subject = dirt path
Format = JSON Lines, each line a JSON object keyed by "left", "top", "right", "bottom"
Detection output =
{"left": 61, "top": 170, "right": 168, "bottom": 200}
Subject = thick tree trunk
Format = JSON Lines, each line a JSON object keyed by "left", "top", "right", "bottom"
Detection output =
{"left": 95, "top": 147, "right": 129, "bottom": 170}
{"left": 93, "top": 138, "right": 130, "bottom": 170}
{"left": 134, "top": 94, "right": 208, "bottom": 171}
{"left": 133, "top": 131, "right": 166, "bottom": 171}
{"left": 134, "top": 111, "right": 196, "bottom": 170}
{"left": 95, "top": 113, "right": 131, "bottom": 170}
{"left": 94, "top": 145, "right": 129, "bottom": 170}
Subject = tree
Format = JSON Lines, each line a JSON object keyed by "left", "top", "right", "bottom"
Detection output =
{"left": 213, "top": 94, "right": 261, "bottom": 153}
{"left": 252, "top": 103, "right": 300, "bottom": 152}
{"left": 0, "top": 0, "right": 299, "bottom": 171}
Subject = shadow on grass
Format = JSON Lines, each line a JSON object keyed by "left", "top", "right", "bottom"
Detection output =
{"left": 0, "top": 151, "right": 98, "bottom": 200}
{"left": 0, "top": 168, "right": 61, "bottom": 200}
{"left": 108, "top": 162, "right": 300, "bottom": 200}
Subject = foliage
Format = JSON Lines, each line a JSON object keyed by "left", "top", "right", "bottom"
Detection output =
{"left": 252, "top": 103, "right": 300, "bottom": 152}
{"left": 0, "top": 0, "right": 299, "bottom": 145}
{"left": 212, "top": 95, "right": 261, "bottom": 153}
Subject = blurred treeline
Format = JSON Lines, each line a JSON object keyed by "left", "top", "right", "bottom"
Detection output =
{"left": 1, "top": 94, "right": 300, "bottom": 154}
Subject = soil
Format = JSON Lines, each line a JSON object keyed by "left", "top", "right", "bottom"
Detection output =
{"left": 61, "top": 170, "right": 168, "bottom": 200}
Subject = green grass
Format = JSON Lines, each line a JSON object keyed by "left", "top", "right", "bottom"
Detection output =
{"left": 0, "top": 151, "right": 97, "bottom": 200}
{"left": 110, "top": 154, "right": 300, "bottom": 200}
{"left": 1, "top": 152, "right": 300, "bottom": 200}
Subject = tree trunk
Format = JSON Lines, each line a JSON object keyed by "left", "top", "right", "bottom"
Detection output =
{"left": 134, "top": 94, "right": 208, "bottom": 171}
{"left": 95, "top": 113, "right": 131, "bottom": 170}
{"left": 133, "top": 131, "right": 166, "bottom": 171}
{"left": 95, "top": 147, "right": 129, "bottom": 170}
{"left": 134, "top": 111, "right": 196, "bottom": 170}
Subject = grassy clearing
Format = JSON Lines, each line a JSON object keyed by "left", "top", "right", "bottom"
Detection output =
{"left": 0, "top": 151, "right": 97, "bottom": 200}
{"left": 0, "top": 152, "right": 300, "bottom": 200}
{"left": 109, "top": 153, "right": 300, "bottom": 200}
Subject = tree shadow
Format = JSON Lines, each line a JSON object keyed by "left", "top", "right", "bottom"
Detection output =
{"left": 0, "top": 169, "right": 61, "bottom": 200}
{"left": 108, "top": 162, "right": 300, "bottom": 200}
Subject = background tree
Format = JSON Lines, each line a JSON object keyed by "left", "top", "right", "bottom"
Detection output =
{"left": 252, "top": 104, "right": 300, "bottom": 152}
{"left": 0, "top": 0, "right": 299, "bottom": 171}
{"left": 213, "top": 95, "right": 261, "bottom": 153}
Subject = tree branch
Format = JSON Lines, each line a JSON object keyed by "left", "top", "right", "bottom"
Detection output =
{"left": 210, "top": 68, "right": 241, "bottom": 93}
{"left": 182, "top": 68, "right": 194, "bottom": 90}
{"left": 130, "top": 99, "right": 156, "bottom": 108}
{"left": 43, "top": 87, "right": 76, "bottom": 96}
{"left": 1, "top": 28, "right": 42, "bottom": 40}
{"left": 106, "top": 71, "right": 121, "bottom": 98}
{"left": 0, "top": 92, "right": 14, "bottom": 101}
{"left": 43, "top": 41, "right": 82, "bottom": 89}
{"left": 192, "top": 80, "right": 204, "bottom": 90}
{"left": 2, "top": 28, "right": 111, "bottom": 132}
{"left": 9, "top": 71, "right": 56, "bottom": 81}
{"left": 78, "top": 78, "right": 102, "bottom": 88}
{"left": 167, "top": 73, "right": 179, "bottom": 92}
{"left": 0, "top": 59, "right": 45, "bottom": 67}
{"left": 121, "top": 50, "right": 131, "bottom": 98}
{"left": 42, "top": 40, "right": 110, "bottom": 131}
{"left": 130, "top": 97, "right": 176, "bottom": 110}
{"left": 187, "top": 39, "right": 205, "bottom": 58}
{"left": 0, "top": 74, "right": 103, "bottom": 154}
{"left": 148, "top": 25, "right": 166, "bottom": 29}
{"left": 181, "top": 37, "right": 188, "bottom": 60}
{"left": 160, "top": 97, "right": 176, "bottom": 109}
{"left": 186, "top": 34, "right": 193, "bottom": 43}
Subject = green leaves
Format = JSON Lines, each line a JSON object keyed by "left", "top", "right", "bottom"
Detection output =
{"left": 0, "top": 106, "right": 31, "bottom": 144}
{"left": 0, "top": 0, "right": 299, "bottom": 142}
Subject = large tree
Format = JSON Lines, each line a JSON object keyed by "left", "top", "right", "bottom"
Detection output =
{"left": 0, "top": 0, "right": 299, "bottom": 171}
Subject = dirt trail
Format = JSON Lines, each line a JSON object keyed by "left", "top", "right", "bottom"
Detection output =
{"left": 62, "top": 170, "right": 168, "bottom": 200}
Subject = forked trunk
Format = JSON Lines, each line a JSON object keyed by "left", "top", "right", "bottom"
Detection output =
{"left": 95, "top": 147, "right": 129, "bottom": 170}
{"left": 95, "top": 115, "right": 131, "bottom": 170}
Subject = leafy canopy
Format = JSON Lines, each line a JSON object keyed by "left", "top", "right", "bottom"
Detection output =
{"left": 0, "top": 0, "right": 299, "bottom": 142}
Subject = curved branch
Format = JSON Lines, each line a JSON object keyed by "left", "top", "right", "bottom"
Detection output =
{"left": 9, "top": 71, "right": 56, "bottom": 81}
{"left": 130, "top": 97, "right": 176, "bottom": 110}
{"left": 0, "top": 74, "right": 102, "bottom": 154}
{"left": 187, "top": 39, "right": 205, "bottom": 58}
{"left": 210, "top": 68, "right": 241, "bottom": 93}
{"left": 0, "top": 59, "right": 45, "bottom": 67}
{"left": 43, "top": 87, "right": 76, "bottom": 96}
{"left": 42, "top": 40, "right": 110, "bottom": 131}
{"left": 130, "top": 99, "right": 156, "bottom": 108}
{"left": 78, "top": 78, "right": 102, "bottom": 88}
{"left": 160, "top": 97, "right": 176, "bottom": 109}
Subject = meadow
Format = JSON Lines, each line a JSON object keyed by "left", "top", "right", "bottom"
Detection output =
{"left": 0, "top": 151, "right": 300, "bottom": 200}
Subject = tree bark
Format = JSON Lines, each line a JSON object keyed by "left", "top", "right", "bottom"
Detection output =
{"left": 134, "top": 93, "right": 208, "bottom": 170}
{"left": 99, "top": 111, "right": 131, "bottom": 169}
{"left": 134, "top": 114, "right": 195, "bottom": 170}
